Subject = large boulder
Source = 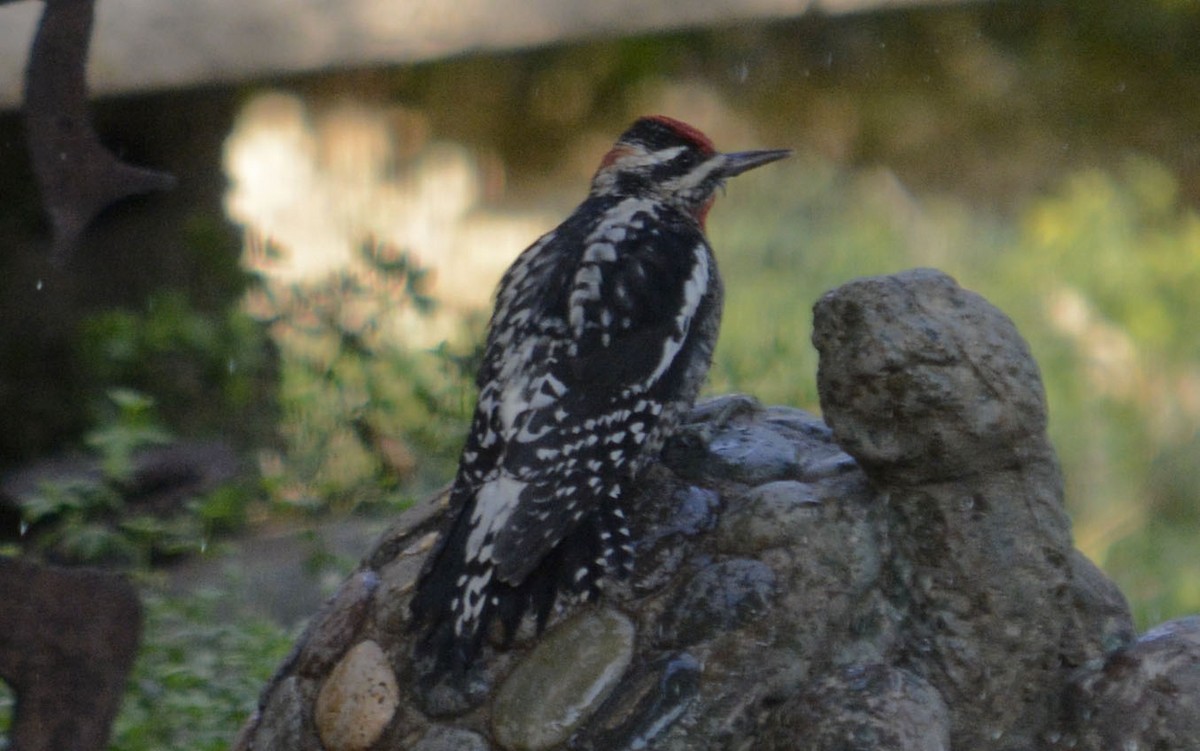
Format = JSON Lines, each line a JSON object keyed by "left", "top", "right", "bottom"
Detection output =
{"left": 812, "top": 268, "right": 1115, "bottom": 749}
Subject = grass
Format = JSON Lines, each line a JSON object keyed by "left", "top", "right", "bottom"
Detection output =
{"left": 110, "top": 590, "right": 295, "bottom": 751}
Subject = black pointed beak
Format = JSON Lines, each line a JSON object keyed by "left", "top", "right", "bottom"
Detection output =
{"left": 718, "top": 148, "right": 792, "bottom": 178}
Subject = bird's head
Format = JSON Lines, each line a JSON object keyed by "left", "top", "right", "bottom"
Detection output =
{"left": 591, "top": 115, "right": 791, "bottom": 226}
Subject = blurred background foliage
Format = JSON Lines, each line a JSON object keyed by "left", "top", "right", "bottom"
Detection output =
{"left": 2, "top": 0, "right": 1200, "bottom": 747}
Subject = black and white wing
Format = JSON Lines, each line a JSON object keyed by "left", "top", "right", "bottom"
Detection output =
{"left": 410, "top": 196, "right": 722, "bottom": 669}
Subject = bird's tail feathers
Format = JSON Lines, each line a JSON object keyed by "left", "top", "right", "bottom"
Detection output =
{"left": 410, "top": 501, "right": 630, "bottom": 677}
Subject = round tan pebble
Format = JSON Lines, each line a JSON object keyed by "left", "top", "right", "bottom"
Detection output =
{"left": 315, "top": 640, "right": 400, "bottom": 751}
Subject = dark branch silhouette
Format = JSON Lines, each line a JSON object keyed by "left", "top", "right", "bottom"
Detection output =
{"left": 2, "top": 4, "right": 163, "bottom": 750}
{"left": 23, "top": 0, "right": 175, "bottom": 261}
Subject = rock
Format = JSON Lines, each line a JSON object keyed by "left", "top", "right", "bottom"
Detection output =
{"left": 314, "top": 640, "right": 400, "bottom": 751}
{"left": 660, "top": 558, "right": 777, "bottom": 648}
{"left": 411, "top": 725, "right": 492, "bottom": 751}
{"left": 715, "top": 480, "right": 822, "bottom": 553}
{"left": 813, "top": 268, "right": 1084, "bottom": 750}
{"left": 753, "top": 469, "right": 895, "bottom": 672}
{"left": 1065, "top": 616, "right": 1200, "bottom": 750}
{"left": 627, "top": 480, "right": 722, "bottom": 594}
{"left": 665, "top": 398, "right": 858, "bottom": 486}
{"left": 651, "top": 484, "right": 722, "bottom": 540}
{"left": 664, "top": 396, "right": 803, "bottom": 485}
{"left": 762, "top": 664, "right": 951, "bottom": 751}
{"left": 491, "top": 607, "right": 634, "bottom": 751}
{"left": 813, "top": 268, "right": 1052, "bottom": 484}
{"left": 373, "top": 535, "right": 436, "bottom": 635}
{"left": 760, "top": 405, "right": 861, "bottom": 480}
{"left": 412, "top": 653, "right": 494, "bottom": 720}
{"left": 250, "top": 676, "right": 319, "bottom": 751}
{"left": 574, "top": 652, "right": 701, "bottom": 751}
{"left": 1066, "top": 549, "right": 1135, "bottom": 662}
{"left": 705, "top": 421, "right": 802, "bottom": 484}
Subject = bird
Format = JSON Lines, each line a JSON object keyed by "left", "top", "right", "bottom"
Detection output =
{"left": 409, "top": 115, "right": 790, "bottom": 677}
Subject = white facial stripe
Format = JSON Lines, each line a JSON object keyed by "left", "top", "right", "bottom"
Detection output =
{"left": 592, "top": 145, "right": 694, "bottom": 195}
{"left": 661, "top": 154, "right": 723, "bottom": 194}
{"left": 612, "top": 144, "right": 687, "bottom": 172}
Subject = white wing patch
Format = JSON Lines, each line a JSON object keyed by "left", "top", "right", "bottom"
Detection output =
{"left": 646, "top": 244, "right": 709, "bottom": 386}
{"left": 465, "top": 474, "right": 528, "bottom": 565}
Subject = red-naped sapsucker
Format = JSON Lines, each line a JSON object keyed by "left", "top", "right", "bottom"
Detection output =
{"left": 410, "top": 115, "right": 790, "bottom": 677}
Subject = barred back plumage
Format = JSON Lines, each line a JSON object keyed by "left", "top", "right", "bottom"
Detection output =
{"left": 409, "top": 116, "right": 789, "bottom": 677}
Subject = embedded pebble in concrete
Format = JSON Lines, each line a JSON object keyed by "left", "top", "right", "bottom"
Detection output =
{"left": 658, "top": 485, "right": 721, "bottom": 539}
{"left": 661, "top": 395, "right": 803, "bottom": 485}
{"left": 761, "top": 405, "right": 859, "bottom": 480}
{"left": 373, "top": 551, "right": 426, "bottom": 635}
{"left": 762, "top": 664, "right": 951, "bottom": 751}
{"left": 314, "top": 640, "right": 400, "bottom": 751}
{"left": 660, "top": 558, "right": 777, "bottom": 648}
{"left": 631, "top": 484, "right": 722, "bottom": 595}
{"left": 575, "top": 652, "right": 701, "bottom": 751}
{"left": 411, "top": 724, "right": 492, "bottom": 751}
{"left": 716, "top": 480, "right": 822, "bottom": 554}
{"left": 705, "top": 423, "right": 801, "bottom": 484}
{"left": 492, "top": 607, "right": 635, "bottom": 751}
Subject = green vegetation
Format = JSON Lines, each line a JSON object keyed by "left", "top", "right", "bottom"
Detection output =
{"left": 79, "top": 289, "right": 275, "bottom": 445}
{"left": 9, "top": 389, "right": 249, "bottom": 567}
{"left": 0, "top": 589, "right": 294, "bottom": 751}
{"left": 110, "top": 591, "right": 295, "bottom": 751}
{"left": 259, "top": 238, "right": 477, "bottom": 512}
